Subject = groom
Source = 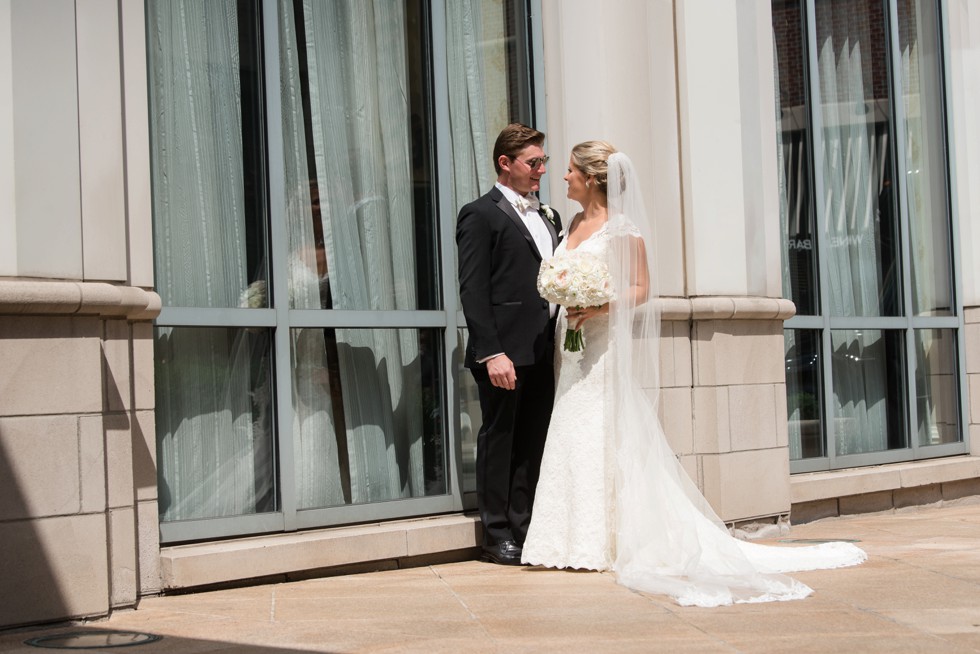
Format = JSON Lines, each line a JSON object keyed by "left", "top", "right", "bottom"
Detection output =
{"left": 456, "top": 123, "right": 562, "bottom": 565}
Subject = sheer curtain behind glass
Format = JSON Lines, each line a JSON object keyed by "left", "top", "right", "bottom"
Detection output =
{"left": 279, "top": 0, "right": 425, "bottom": 504}
{"left": 148, "top": 0, "right": 274, "bottom": 521}
{"left": 815, "top": 0, "right": 900, "bottom": 456}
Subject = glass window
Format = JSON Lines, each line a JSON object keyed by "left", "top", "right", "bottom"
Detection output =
{"left": 815, "top": 0, "right": 901, "bottom": 318}
{"left": 774, "top": 0, "right": 819, "bottom": 316}
{"left": 155, "top": 327, "right": 276, "bottom": 522}
{"left": 148, "top": 0, "right": 535, "bottom": 539}
{"left": 897, "top": 0, "right": 953, "bottom": 317}
{"left": 785, "top": 329, "right": 824, "bottom": 460}
{"left": 831, "top": 329, "right": 907, "bottom": 456}
{"left": 774, "top": 0, "right": 963, "bottom": 472}
{"left": 915, "top": 329, "right": 959, "bottom": 447}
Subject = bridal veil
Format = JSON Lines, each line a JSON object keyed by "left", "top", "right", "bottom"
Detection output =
{"left": 603, "top": 152, "right": 865, "bottom": 607}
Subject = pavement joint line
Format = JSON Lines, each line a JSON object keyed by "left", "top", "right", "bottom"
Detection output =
{"left": 269, "top": 588, "right": 277, "bottom": 623}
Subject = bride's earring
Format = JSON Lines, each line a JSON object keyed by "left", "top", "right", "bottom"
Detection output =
{"left": 585, "top": 180, "right": 591, "bottom": 188}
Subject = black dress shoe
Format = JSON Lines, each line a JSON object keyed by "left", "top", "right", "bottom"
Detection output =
{"left": 481, "top": 540, "right": 523, "bottom": 566}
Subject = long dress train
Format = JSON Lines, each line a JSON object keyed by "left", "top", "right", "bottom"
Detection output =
{"left": 522, "top": 219, "right": 865, "bottom": 607}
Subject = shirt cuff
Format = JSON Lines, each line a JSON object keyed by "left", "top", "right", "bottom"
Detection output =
{"left": 477, "top": 352, "right": 504, "bottom": 364}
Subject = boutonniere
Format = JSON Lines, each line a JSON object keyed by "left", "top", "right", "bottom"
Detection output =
{"left": 539, "top": 203, "right": 556, "bottom": 228}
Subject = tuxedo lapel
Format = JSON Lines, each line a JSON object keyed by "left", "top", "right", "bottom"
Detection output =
{"left": 491, "top": 189, "right": 542, "bottom": 261}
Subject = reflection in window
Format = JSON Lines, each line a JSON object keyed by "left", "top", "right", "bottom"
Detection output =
{"left": 292, "top": 328, "right": 445, "bottom": 508}
{"left": 915, "top": 329, "right": 959, "bottom": 447}
{"left": 898, "top": 0, "right": 953, "bottom": 317}
{"left": 831, "top": 329, "right": 906, "bottom": 456}
{"left": 155, "top": 327, "right": 276, "bottom": 521}
{"left": 148, "top": 0, "right": 268, "bottom": 310}
{"left": 815, "top": 0, "right": 901, "bottom": 318}
{"left": 785, "top": 329, "right": 824, "bottom": 460}
{"left": 279, "top": 0, "right": 437, "bottom": 312}
{"left": 774, "top": 0, "right": 818, "bottom": 316}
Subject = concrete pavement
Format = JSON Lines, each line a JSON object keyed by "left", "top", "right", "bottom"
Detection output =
{"left": 3, "top": 499, "right": 980, "bottom": 653}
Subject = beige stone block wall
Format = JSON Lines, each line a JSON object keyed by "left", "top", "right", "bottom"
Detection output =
{"left": 965, "top": 308, "right": 980, "bottom": 457}
{"left": 0, "top": 284, "right": 160, "bottom": 629}
{"left": 659, "top": 297, "right": 795, "bottom": 524}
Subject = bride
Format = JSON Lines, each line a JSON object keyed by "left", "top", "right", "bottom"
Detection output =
{"left": 521, "top": 141, "right": 866, "bottom": 607}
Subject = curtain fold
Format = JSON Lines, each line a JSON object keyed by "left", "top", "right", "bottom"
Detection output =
{"left": 149, "top": 1, "right": 273, "bottom": 521}
{"left": 284, "top": 0, "right": 423, "bottom": 503}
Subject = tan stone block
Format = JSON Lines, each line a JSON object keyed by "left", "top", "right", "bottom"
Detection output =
{"left": 790, "top": 498, "right": 839, "bottom": 524}
{"left": 963, "top": 323, "right": 980, "bottom": 373}
{"left": 105, "top": 412, "right": 134, "bottom": 509}
{"left": 132, "top": 409, "right": 157, "bottom": 501}
{"left": 79, "top": 414, "right": 107, "bottom": 513}
{"left": 728, "top": 384, "right": 779, "bottom": 451}
{"left": 701, "top": 320, "right": 785, "bottom": 387}
{"left": 774, "top": 384, "right": 789, "bottom": 447}
{"left": 137, "top": 499, "right": 162, "bottom": 595}
{"left": 0, "top": 514, "right": 109, "bottom": 628}
{"left": 0, "top": 415, "right": 80, "bottom": 521}
{"left": 404, "top": 515, "right": 480, "bottom": 556}
{"left": 677, "top": 454, "right": 703, "bottom": 492}
{"left": 970, "top": 376, "right": 980, "bottom": 424}
{"left": 964, "top": 306, "right": 980, "bottom": 324}
{"left": 701, "top": 448, "right": 791, "bottom": 522}
{"left": 894, "top": 483, "right": 942, "bottom": 508}
{"left": 0, "top": 316, "right": 102, "bottom": 416}
{"left": 839, "top": 490, "right": 894, "bottom": 515}
{"left": 132, "top": 322, "right": 155, "bottom": 411}
{"left": 660, "top": 386, "right": 693, "bottom": 456}
{"left": 692, "top": 386, "right": 730, "bottom": 453}
{"left": 942, "top": 477, "right": 980, "bottom": 501}
{"left": 102, "top": 320, "right": 132, "bottom": 412}
{"left": 109, "top": 506, "right": 138, "bottom": 608}
{"left": 658, "top": 322, "right": 693, "bottom": 390}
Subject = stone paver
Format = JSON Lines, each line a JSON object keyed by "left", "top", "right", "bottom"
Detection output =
{"left": 3, "top": 499, "right": 980, "bottom": 653}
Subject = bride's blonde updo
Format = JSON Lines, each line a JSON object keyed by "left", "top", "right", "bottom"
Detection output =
{"left": 571, "top": 140, "right": 618, "bottom": 195}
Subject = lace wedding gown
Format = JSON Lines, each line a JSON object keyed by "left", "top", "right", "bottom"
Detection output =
{"left": 522, "top": 222, "right": 866, "bottom": 607}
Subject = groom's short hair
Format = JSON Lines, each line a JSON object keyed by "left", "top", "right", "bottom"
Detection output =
{"left": 493, "top": 123, "right": 545, "bottom": 174}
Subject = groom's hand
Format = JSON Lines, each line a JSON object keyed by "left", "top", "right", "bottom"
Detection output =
{"left": 486, "top": 354, "right": 517, "bottom": 390}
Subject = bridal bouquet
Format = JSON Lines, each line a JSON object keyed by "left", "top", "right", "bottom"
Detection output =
{"left": 537, "top": 251, "right": 615, "bottom": 352}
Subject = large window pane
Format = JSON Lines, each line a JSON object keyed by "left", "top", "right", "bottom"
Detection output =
{"left": 147, "top": 0, "right": 269, "bottom": 309}
{"left": 774, "top": 0, "right": 819, "bottom": 315}
{"left": 898, "top": 0, "right": 953, "bottom": 316}
{"left": 279, "top": 0, "right": 438, "bottom": 311}
{"left": 291, "top": 328, "right": 446, "bottom": 509}
{"left": 816, "top": 0, "right": 901, "bottom": 317}
{"left": 785, "top": 329, "right": 824, "bottom": 460}
{"left": 915, "top": 329, "right": 959, "bottom": 446}
{"left": 155, "top": 327, "right": 276, "bottom": 522}
{"left": 831, "top": 329, "right": 907, "bottom": 455}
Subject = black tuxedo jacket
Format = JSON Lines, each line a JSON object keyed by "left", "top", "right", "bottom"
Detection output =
{"left": 456, "top": 186, "right": 563, "bottom": 369}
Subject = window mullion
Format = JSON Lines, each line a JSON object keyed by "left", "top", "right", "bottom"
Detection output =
{"left": 804, "top": 0, "right": 837, "bottom": 467}
{"left": 262, "top": 0, "right": 298, "bottom": 528}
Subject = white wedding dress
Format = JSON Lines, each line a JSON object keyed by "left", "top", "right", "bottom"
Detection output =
{"left": 522, "top": 213, "right": 866, "bottom": 607}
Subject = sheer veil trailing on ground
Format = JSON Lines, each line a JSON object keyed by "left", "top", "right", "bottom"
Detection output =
{"left": 603, "top": 153, "right": 866, "bottom": 607}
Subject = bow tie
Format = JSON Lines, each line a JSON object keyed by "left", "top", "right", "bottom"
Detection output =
{"left": 513, "top": 195, "right": 540, "bottom": 213}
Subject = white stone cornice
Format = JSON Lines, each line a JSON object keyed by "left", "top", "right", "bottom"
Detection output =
{"left": 0, "top": 279, "right": 161, "bottom": 320}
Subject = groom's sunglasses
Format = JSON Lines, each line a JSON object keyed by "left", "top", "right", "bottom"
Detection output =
{"left": 513, "top": 155, "right": 550, "bottom": 170}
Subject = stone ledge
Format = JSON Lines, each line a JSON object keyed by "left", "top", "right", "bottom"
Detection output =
{"left": 0, "top": 279, "right": 161, "bottom": 320}
{"left": 790, "top": 456, "right": 980, "bottom": 504}
{"left": 160, "top": 514, "right": 481, "bottom": 590}
{"left": 658, "top": 296, "right": 796, "bottom": 322}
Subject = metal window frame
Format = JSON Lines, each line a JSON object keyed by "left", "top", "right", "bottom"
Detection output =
{"left": 157, "top": 0, "right": 544, "bottom": 544}
{"left": 785, "top": 0, "right": 967, "bottom": 475}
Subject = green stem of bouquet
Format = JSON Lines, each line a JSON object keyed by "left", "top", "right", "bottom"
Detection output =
{"left": 564, "top": 327, "right": 584, "bottom": 352}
